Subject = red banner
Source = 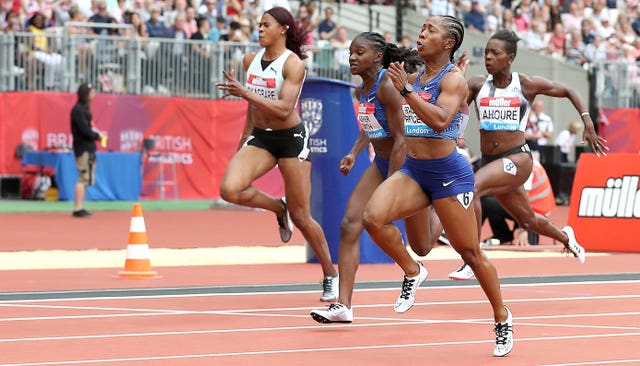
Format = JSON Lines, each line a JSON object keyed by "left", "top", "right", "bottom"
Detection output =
{"left": 600, "top": 108, "right": 640, "bottom": 154}
{"left": 568, "top": 153, "right": 640, "bottom": 252}
{"left": 0, "top": 92, "right": 284, "bottom": 199}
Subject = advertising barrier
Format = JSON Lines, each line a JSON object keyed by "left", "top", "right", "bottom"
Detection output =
{"left": 568, "top": 153, "right": 640, "bottom": 252}
{"left": 300, "top": 77, "right": 397, "bottom": 264}
{"left": 0, "top": 92, "right": 284, "bottom": 200}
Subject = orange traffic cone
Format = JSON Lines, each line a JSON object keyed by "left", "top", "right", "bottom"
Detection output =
{"left": 117, "top": 203, "right": 159, "bottom": 279}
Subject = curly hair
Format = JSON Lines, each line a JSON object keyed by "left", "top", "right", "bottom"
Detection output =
{"left": 265, "top": 6, "right": 309, "bottom": 60}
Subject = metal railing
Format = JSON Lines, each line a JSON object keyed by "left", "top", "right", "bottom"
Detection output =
{"left": 591, "top": 61, "right": 640, "bottom": 109}
{"left": 0, "top": 28, "right": 352, "bottom": 98}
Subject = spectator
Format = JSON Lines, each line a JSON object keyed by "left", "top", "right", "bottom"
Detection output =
{"left": 486, "top": 3, "right": 502, "bottom": 34}
{"left": 562, "top": 2, "right": 583, "bottom": 33}
{"left": 383, "top": 30, "right": 393, "bottom": 43}
{"left": 146, "top": 6, "right": 168, "bottom": 38}
{"left": 554, "top": 121, "right": 582, "bottom": 163}
{"left": 548, "top": 23, "right": 567, "bottom": 57}
{"left": 565, "top": 29, "right": 588, "bottom": 66}
{"left": 632, "top": 5, "right": 640, "bottom": 36}
{"left": 190, "top": 16, "right": 211, "bottom": 93}
{"left": 430, "top": 0, "right": 457, "bottom": 16}
{"left": 257, "top": 0, "right": 290, "bottom": 18}
{"left": 513, "top": 6, "right": 531, "bottom": 33}
{"left": 2, "top": 9, "right": 22, "bottom": 32}
{"left": 330, "top": 26, "right": 349, "bottom": 79}
{"left": 502, "top": 8, "right": 517, "bottom": 31}
{"left": 580, "top": 18, "right": 595, "bottom": 45}
{"left": 523, "top": 19, "right": 550, "bottom": 54}
{"left": 464, "top": 1, "right": 486, "bottom": 33}
{"left": 584, "top": 34, "right": 609, "bottom": 62}
{"left": 198, "top": 0, "right": 219, "bottom": 28}
{"left": 317, "top": 6, "right": 337, "bottom": 41}
{"left": 88, "top": 1, "right": 111, "bottom": 35}
{"left": 530, "top": 100, "right": 554, "bottom": 148}
{"left": 183, "top": 5, "right": 197, "bottom": 38}
{"left": 596, "top": 17, "right": 616, "bottom": 40}
{"left": 208, "top": 15, "right": 226, "bottom": 41}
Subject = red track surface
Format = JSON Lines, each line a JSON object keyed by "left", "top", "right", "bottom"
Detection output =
{"left": 1, "top": 207, "right": 640, "bottom": 365}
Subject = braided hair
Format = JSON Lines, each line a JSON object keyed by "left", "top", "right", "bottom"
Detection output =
{"left": 489, "top": 29, "right": 520, "bottom": 57}
{"left": 354, "top": 32, "right": 424, "bottom": 73}
{"left": 265, "top": 6, "right": 309, "bottom": 60}
{"left": 439, "top": 15, "right": 464, "bottom": 62}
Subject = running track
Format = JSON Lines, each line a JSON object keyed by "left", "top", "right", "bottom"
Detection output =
{"left": 1, "top": 209, "right": 640, "bottom": 365}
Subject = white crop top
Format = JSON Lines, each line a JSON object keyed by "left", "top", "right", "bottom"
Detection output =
{"left": 474, "top": 72, "right": 530, "bottom": 132}
{"left": 245, "top": 48, "right": 292, "bottom": 101}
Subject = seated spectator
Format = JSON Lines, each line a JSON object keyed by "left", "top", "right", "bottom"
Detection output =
{"left": 183, "top": 6, "right": 198, "bottom": 39}
{"left": 199, "top": 0, "right": 219, "bottom": 28}
{"left": 89, "top": 0, "right": 112, "bottom": 35}
{"left": 565, "top": 29, "right": 588, "bottom": 66}
{"left": 331, "top": 26, "right": 349, "bottom": 80}
{"left": 548, "top": 23, "right": 567, "bottom": 57}
{"left": 523, "top": 19, "right": 549, "bottom": 54}
{"left": 486, "top": 4, "right": 503, "bottom": 34}
{"left": 317, "top": 6, "right": 337, "bottom": 41}
{"left": 208, "top": 15, "right": 226, "bottom": 41}
{"left": 584, "top": 34, "right": 608, "bottom": 63}
{"left": 580, "top": 18, "right": 595, "bottom": 45}
{"left": 146, "top": 6, "right": 168, "bottom": 38}
{"left": 561, "top": 2, "right": 583, "bottom": 33}
{"left": 464, "top": 1, "right": 486, "bottom": 33}
{"left": 513, "top": 6, "right": 531, "bottom": 34}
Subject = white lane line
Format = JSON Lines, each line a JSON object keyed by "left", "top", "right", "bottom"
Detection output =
{"left": 1, "top": 332, "right": 640, "bottom": 366}
{"left": 540, "top": 359, "right": 640, "bottom": 366}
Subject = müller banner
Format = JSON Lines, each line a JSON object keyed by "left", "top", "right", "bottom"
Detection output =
{"left": 568, "top": 153, "right": 640, "bottom": 252}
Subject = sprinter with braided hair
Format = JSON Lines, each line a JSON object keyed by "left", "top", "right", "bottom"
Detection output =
{"left": 362, "top": 16, "right": 514, "bottom": 356}
{"left": 310, "top": 32, "right": 447, "bottom": 324}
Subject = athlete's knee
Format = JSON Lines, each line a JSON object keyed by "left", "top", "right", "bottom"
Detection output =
{"left": 362, "top": 207, "right": 384, "bottom": 233}
{"left": 409, "top": 241, "right": 433, "bottom": 257}
{"left": 219, "top": 183, "right": 240, "bottom": 203}
{"left": 459, "top": 248, "right": 483, "bottom": 268}
{"left": 340, "top": 214, "right": 364, "bottom": 239}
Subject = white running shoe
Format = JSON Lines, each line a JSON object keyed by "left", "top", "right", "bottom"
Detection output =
{"left": 562, "top": 226, "right": 586, "bottom": 264}
{"left": 276, "top": 197, "right": 293, "bottom": 243}
{"left": 448, "top": 263, "right": 475, "bottom": 280}
{"left": 310, "top": 302, "right": 353, "bottom": 323}
{"left": 394, "top": 262, "right": 428, "bottom": 313}
{"left": 320, "top": 275, "right": 339, "bottom": 302}
{"left": 493, "top": 306, "right": 514, "bottom": 357}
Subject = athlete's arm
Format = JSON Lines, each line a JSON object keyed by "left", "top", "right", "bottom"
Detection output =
{"left": 521, "top": 73, "right": 608, "bottom": 155}
{"left": 377, "top": 72, "right": 407, "bottom": 177}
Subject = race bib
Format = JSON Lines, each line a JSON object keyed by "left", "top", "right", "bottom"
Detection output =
{"left": 403, "top": 103, "right": 436, "bottom": 137}
{"left": 357, "top": 102, "right": 388, "bottom": 139}
{"left": 478, "top": 97, "right": 521, "bottom": 131}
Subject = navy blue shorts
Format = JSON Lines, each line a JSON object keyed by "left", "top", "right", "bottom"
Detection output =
{"left": 373, "top": 156, "right": 390, "bottom": 178}
{"left": 246, "top": 123, "right": 311, "bottom": 161}
{"left": 399, "top": 150, "right": 475, "bottom": 200}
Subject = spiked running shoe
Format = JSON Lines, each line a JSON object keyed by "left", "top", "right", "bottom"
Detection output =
{"left": 310, "top": 303, "right": 353, "bottom": 323}
{"left": 320, "top": 275, "right": 339, "bottom": 302}
{"left": 448, "top": 263, "right": 475, "bottom": 280}
{"left": 394, "top": 262, "right": 428, "bottom": 313}
{"left": 562, "top": 226, "right": 585, "bottom": 264}
{"left": 494, "top": 306, "right": 514, "bottom": 357}
{"left": 276, "top": 197, "right": 293, "bottom": 243}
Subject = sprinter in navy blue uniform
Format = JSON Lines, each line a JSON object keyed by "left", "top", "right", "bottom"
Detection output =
{"left": 310, "top": 32, "right": 444, "bottom": 324}
{"left": 362, "top": 16, "right": 514, "bottom": 357}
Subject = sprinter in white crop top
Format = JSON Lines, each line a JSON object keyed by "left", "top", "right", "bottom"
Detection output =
{"left": 215, "top": 7, "right": 338, "bottom": 301}
{"left": 448, "top": 29, "right": 608, "bottom": 282}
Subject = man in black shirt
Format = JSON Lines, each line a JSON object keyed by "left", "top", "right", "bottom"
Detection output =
{"left": 70, "top": 83, "right": 104, "bottom": 217}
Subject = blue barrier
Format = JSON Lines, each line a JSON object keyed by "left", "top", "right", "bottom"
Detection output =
{"left": 300, "top": 77, "right": 398, "bottom": 264}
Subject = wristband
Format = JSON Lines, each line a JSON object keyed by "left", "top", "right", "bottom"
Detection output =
{"left": 580, "top": 112, "right": 589, "bottom": 118}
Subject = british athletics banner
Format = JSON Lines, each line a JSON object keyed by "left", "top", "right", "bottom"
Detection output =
{"left": 0, "top": 92, "right": 284, "bottom": 200}
{"left": 568, "top": 153, "right": 640, "bottom": 252}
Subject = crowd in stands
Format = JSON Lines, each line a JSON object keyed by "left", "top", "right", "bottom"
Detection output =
{"left": 1, "top": 0, "right": 638, "bottom": 84}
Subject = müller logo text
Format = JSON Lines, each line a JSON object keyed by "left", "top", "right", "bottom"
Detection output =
{"left": 578, "top": 175, "right": 640, "bottom": 218}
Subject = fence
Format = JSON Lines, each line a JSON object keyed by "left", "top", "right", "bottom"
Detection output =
{"left": 592, "top": 60, "right": 640, "bottom": 109}
{"left": 0, "top": 26, "right": 352, "bottom": 98}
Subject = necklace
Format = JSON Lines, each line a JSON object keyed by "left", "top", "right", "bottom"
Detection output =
{"left": 424, "top": 60, "right": 449, "bottom": 76}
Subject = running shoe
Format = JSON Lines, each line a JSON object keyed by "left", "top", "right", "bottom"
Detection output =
{"left": 448, "top": 263, "right": 475, "bottom": 280}
{"left": 562, "top": 226, "right": 586, "bottom": 264}
{"left": 320, "top": 275, "right": 339, "bottom": 302}
{"left": 72, "top": 209, "right": 93, "bottom": 218}
{"left": 394, "top": 262, "right": 428, "bottom": 313}
{"left": 310, "top": 302, "right": 353, "bottom": 323}
{"left": 276, "top": 197, "right": 293, "bottom": 243}
{"left": 493, "top": 306, "right": 514, "bottom": 357}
